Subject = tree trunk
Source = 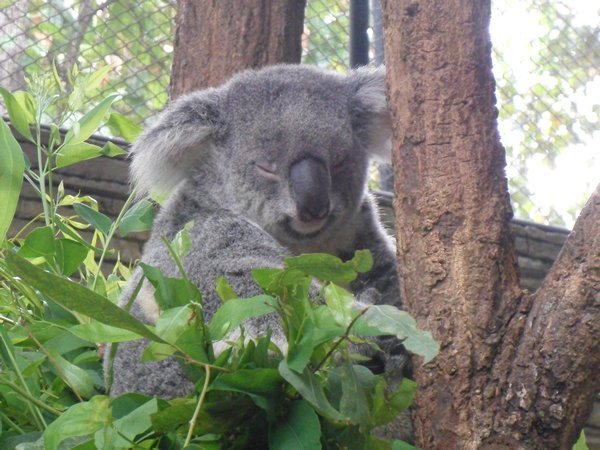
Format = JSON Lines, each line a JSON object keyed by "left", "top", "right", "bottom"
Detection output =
{"left": 381, "top": 1, "right": 600, "bottom": 448}
{"left": 169, "top": 0, "right": 306, "bottom": 98}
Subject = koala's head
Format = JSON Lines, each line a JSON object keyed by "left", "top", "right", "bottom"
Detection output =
{"left": 131, "top": 65, "right": 391, "bottom": 249}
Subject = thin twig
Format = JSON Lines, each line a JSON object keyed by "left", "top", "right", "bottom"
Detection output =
{"left": 312, "top": 307, "right": 370, "bottom": 373}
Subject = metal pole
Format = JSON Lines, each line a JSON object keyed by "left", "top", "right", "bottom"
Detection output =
{"left": 350, "top": 0, "right": 370, "bottom": 68}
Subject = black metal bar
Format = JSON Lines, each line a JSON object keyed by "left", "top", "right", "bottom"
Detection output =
{"left": 372, "top": 0, "right": 385, "bottom": 65}
{"left": 349, "top": 0, "right": 370, "bottom": 68}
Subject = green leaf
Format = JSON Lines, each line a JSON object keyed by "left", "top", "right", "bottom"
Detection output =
{"left": 170, "top": 220, "right": 194, "bottom": 259}
{"left": 215, "top": 276, "right": 238, "bottom": 302}
{"left": 155, "top": 306, "right": 194, "bottom": 343}
{"left": 338, "top": 362, "right": 373, "bottom": 427}
{"left": 69, "top": 321, "right": 142, "bottom": 343}
{"left": 55, "top": 238, "right": 88, "bottom": 276}
{"left": 17, "top": 226, "right": 56, "bottom": 258}
{"left": 278, "top": 360, "right": 346, "bottom": 422}
{"left": 84, "top": 65, "right": 112, "bottom": 95}
{"left": 324, "top": 283, "right": 355, "bottom": 327}
{"left": 140, "top": 263, "right": 202, "bottom": 310}
{"left": 43, "top": 396, "right": 111, "bottom": 450}
{"left": 106, "top": 112, "right": 143, "bottom": 142}
{"left": 391, "top": 440, "right": 419, "bottom": 450}
{"left": 151, "top": 398, "right": 196, "bottom": 433}
{"left": 143, "top": 306, "right": 195, "bottom": 361}
{"left": 284, "top": 253, "right": 360, "bottom": 284}
{"left": 48, "top": 351, "right": 95, "bottom": 398}
{"left": 211, "top": 368, "right": 283, "bottom": 410}
{"left": 0, "top": 119, "right": 25, "bottom": 241}
{"left": 354, "top": 305, "right": 439, "bottom": 364}
{"left": 101, "top": 140, "right": 127, "bottom": 158}
{"left": 286, "top": 322, "right": 316, "bottom": 373}
{"left": 118, "top": 199, "right": 154, "bottom": 236}
{"left": 55, "top": 142, "right": 103, "bottom": 168}
{"left": 63, "top": 94, "right": 120, "bottom": 146}
{"left": 94, "top": 398, "right": 158, "bottom": 449}
{"left": 5, "top": 252, "right": 165, "bottom": 343}
{"left": 0, "top": 88, "right": 33, "bottom": 141}
{"left": 208, "top": 296, "right": 278, "bottom": 341}
{"left": 269, "top": 400, "right": 322, "bottom": 450}
{"left": 73, "top": 202, "right": 112, "bottom": 237}
{"left": 573, "top": 430, "right": 589, "bottom": 450}
{"left": 12, "top": 90, "right": 36, "bottom": 123}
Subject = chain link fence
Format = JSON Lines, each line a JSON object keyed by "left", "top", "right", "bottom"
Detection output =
{"left": 1, "top": 0, "right": 598, "bottom": 228}
{"left": 0, "top": 0, "right": 175, "bottom": 124}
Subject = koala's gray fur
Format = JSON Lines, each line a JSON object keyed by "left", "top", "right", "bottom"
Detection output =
{"left": 107, "top": 64, "right": 403, "bottom": 399}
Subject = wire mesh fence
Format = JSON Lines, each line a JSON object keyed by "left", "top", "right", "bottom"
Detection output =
{"left": 0, "top": 0, "right": 175, "bottom": 125}
{"left": 0, "top": 0, "right": 597, "bottom": 228}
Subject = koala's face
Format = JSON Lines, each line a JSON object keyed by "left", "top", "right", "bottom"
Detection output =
{"left": 131, "top": 65, "right": 390, "bottom": 251}
{"left": 215, "top": 70, "right": 371, "bottom": 248}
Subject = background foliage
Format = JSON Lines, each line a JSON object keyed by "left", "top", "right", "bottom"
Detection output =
{"left": 1, "top": 0, "right": 598, "bottom": 227}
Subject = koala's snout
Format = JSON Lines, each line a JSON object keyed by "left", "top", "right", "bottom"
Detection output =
{"left": 289, "top": 157, "right": 331, "bottom": 223}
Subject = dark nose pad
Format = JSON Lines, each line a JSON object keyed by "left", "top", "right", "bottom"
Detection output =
{"left": 289, "top": 157, "right": 331, "bottom": 222}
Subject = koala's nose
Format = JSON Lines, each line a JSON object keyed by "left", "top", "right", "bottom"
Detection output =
{"left": 289, "top": 157, "right": 331, "bottom": 222}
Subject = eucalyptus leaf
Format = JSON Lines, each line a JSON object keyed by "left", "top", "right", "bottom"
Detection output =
{"left": 63, "top": 94, "right": 120, "bottom": 146}
{"left": 339, "top": 362, "right": 375, "bottom": 427}
{"left": 73, "top": 203, "right": 112, "bottom": 237}
{"left": 55, "top": 238, "right": 88, "bottom": 276}
{"left": 215, "top": 276, "right": 238, "bottom": 302}
{"left": 170, "top": 220, "right": 194, "bottom": 259}
{"left": 69, "top": 321, "right": 142, "bottom": 343}
{"left": 208, "top": 295, "right": 278, "bottom": 341}
{"left": 43, "top": 396, "right": 111, "bottom": 450}
{"left": 211, "top": 368, "right": 283, "bottom": 410}
{"left": 284, "top": 253, "right": 358, "bottom": 285}
{"left": 55, "top": 142, "right": 103, "bottom": 168}
{"left": 0, "top": 118, "right": 25, "bottom": 241}
{"left": 94, "top": 398, "right": 158, "bottom": 448}
{"left": 140, "top": 263, "right": 202, "bottom": 310}
{"left": 391, "top": 440, "right": 419, "bottom": 450}
{"left": 17, "top": 226, "right": 56, "bottom": 258}
{"left": 107, "top": 112, "right": 143, "bottom": 142}
{"left": 101, "top": 140, "right": 127, "bottom": 158}
{"left": 48, "top": 351, "right": 95, "bottom": 399}
{"left": 5, "top": 252, "right": 165, "bottom": 343}
{"left": 324, "top": 283, "right": 355, "bottom": 327}
{"left": 118, "top": 199, "right": 154, "bottom": 236}
{"left": 269, "top": 400, "right": 322, "bottom": 450}
{"left": 0, "top": 88, "right": 33, "bottom": 141}
{"left": 354, "top": 305, "right": 439, "bottom": 364}
{"left": 278, "top": 360, "right": 346, "bottom": 422}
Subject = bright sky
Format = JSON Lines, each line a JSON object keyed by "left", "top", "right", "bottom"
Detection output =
{"left": 490, "top": 0, "right": 600, "bottom": 228}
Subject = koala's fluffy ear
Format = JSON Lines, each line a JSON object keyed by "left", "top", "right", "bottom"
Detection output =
{"left": 130, "top": 88, "right": 223, "bottom": 196}
{"left": 348, "top": 66, "right": 392, "bottom": 161}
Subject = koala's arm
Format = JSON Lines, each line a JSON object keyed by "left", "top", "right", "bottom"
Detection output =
{"left": 108, "top": 202, "right": 288, "bottom": 398}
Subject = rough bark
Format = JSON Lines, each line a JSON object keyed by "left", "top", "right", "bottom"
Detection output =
{"left": 381, "top": 1, "right": 599, "bottom": 448}
{"left": 169, "top": 0, "right": 306, "bottom": 98}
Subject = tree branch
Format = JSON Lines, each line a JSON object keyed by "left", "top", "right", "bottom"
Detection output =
{"left": 487, "top": 184, "right": 600, "bottom": 448}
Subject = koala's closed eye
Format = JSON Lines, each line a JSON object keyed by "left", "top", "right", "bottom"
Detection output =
{"left": 255, "top": 161, "right": 280, "bottom": 181}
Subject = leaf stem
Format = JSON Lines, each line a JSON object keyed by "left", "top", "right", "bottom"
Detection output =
{"left": 184, "top": 365, "right": 211, "bottom": 447}
{"left": 92, "top": 189, "right": 137, "bottom": 291}
{"left": 0, "top": 380, "right": 63, "bottom": 417}
{"left": 313, "top": 307, "right": 370, "bottom": 373}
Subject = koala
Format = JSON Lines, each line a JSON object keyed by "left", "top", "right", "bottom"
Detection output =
{"left": 107, "top": 64, "right": 403, "bottom": 399}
